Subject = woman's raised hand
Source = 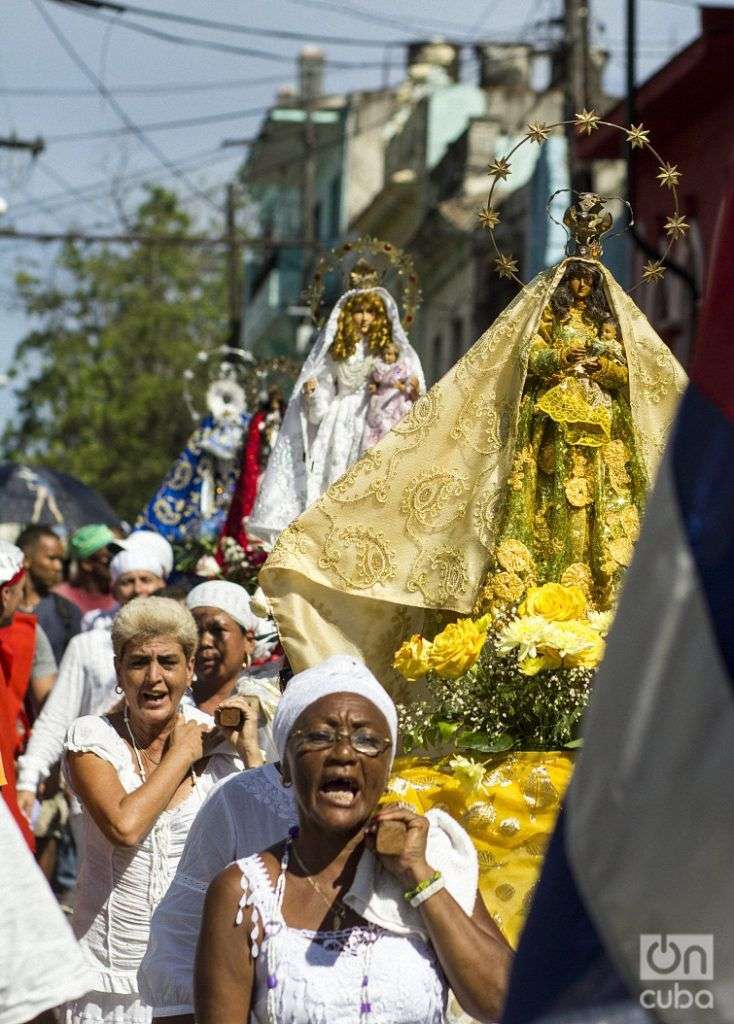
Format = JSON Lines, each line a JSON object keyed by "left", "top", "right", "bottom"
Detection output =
{"left": 216, "top": 695, "right": 263, "bottom": 769}
{"left": 168, "top": 716, "right": 212, "bottom": 767}
{"left": 365, "top": 805, "right": 434, "bottom": 890}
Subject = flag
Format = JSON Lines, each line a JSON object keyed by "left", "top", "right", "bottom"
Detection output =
{"left": 501, "top": 186, "right": 734, "bottom": 1024}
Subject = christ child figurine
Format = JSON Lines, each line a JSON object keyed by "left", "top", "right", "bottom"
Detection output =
{"left": 361, "top": 341, "right": 420, "bottom": 452}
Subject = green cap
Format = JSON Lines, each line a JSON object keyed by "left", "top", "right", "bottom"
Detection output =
{"left": 69, "top": 523, "right": 115, "bottom": 560}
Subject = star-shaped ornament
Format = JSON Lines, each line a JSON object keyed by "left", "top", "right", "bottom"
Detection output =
{"left": 656, "top": 162, "right": 682, "bottom": 189}
{"left": 664, "top": 214, "right": 689, "bottom": 239}
{"left": 487, "top": 157, "right": 511, "bottom": 181}
{"left": 494, "top": 253, "right": 519, "bottom": 279}
{"left": 478, "top": 205, "right": 501, "bottom": 230}
{"left": 642, "top": 260, "right": 666, "bottom": 283}
{"left": 527, "top": 122, "right": 551, "bottom": 144}
{"left": 625, "top": 123, "right": 650, "bottom": 149}
{"left": 574, "top": 109, "right": 601, "bottom": 136}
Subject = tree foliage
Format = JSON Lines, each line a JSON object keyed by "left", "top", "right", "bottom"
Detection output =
{"left": 3, "top": 187, "right": 227, "bottom": 521}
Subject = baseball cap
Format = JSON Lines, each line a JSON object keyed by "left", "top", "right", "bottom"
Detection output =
{"left": 69, "top": 523, "right": 116, "bottom": 560}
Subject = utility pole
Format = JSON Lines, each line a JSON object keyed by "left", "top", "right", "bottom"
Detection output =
{"left": 225, "top": 182, "right": 244, "bottom": 348}
{"left": 299, "top": 48, "right": 323, "bottom": 290}
{"left": 563, "top": 0, "right": 591, "bottom": 189}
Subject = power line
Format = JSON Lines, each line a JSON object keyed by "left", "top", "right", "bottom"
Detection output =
{"left": 0, "top": 225, "right": 322, "bottom": 249}
{"left": 45, "top": 1, "right": 393, "bottom": 70}
{"left": 52, "top": 0, "right": 410, "bottom": 48}
{"left": 0, "top": 74, "right": 291, "bottom": 97}
{"left": 46, "top": 108, "right": 262, "bottom": 144}
{"left": 31, "top": 0, "right": 222, "bottom": 214}
{"left": 8, "top": 146, "right": 240, "bottom": 217}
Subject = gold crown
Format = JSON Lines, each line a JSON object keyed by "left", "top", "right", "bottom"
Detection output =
{"left": 563, "top": 192, "right": 614, "bottom": 260}
{"left": 348, "top": 258, "right": 381, "bottom": 290}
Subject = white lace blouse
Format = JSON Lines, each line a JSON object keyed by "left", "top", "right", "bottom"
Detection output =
{"left": 237, "top": 852, "right": 449, "bottom": 1024}
{"left": 62, "top": 709, "right": 240, "bottom": 1023}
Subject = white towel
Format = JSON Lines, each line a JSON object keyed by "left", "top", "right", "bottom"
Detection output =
{"left": 344, "top": 808, "right": 478, "bottom": 939}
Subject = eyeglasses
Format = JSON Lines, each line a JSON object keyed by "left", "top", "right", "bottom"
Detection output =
{"left": 290, "top": 728, "right": 392, "bottom": 758}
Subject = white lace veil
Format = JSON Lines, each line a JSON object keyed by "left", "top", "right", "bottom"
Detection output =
{"left": 248, "top": 286, "right": 424, "bottom": 547}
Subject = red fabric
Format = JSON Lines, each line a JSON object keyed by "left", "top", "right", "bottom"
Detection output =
{"left": 0, "top": 612, "right": 37, "bottom": 755}
{"left": 690, "top": 179, "right": 734, "bottom": 422}
{"left": 0, "top": 637, "right": 35, "bottom": 849}
{"left": 219, "top": 410, "right": 266, "bottom": 554}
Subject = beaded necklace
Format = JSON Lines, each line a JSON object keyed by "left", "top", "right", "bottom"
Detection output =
{"left": 263, "top": 827, "right": 379, "bottom": 1024}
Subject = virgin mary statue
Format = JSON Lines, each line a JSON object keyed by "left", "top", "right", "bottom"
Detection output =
{"left": 259, "top": 197, "right": 686, "bottom": 693}
{"left": 248, "top": 261, "right": 425, "bottom": 547}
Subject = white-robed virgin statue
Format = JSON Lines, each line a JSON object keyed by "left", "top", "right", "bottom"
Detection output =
{"left": 247, "top": 259, "right": 425, "bottom": 547}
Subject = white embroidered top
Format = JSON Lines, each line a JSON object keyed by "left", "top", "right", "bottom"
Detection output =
{"left": 63, "top": 709, "right": 240, "bottom": 1011}
{"left": 237, "top": 852, "right": 449, "bottom": 1024}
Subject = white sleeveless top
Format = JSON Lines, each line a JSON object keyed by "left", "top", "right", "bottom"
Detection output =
{"left": 237, "top": 852, "right": 449, "bottom": 1024}
{"left": 63, "top": 710, "right": 240, "bottom": 1021}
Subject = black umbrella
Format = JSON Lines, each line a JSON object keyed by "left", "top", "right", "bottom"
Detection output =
{"left": 0, "top": 463, "right": 121, "bottom": 537}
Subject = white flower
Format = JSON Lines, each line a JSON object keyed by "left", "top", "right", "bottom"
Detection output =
{"left": 449, "top": 755, "right": 487, "bottom": 793}
{"left": 497, "top": 616, "right": 552, "bottom": 660}
{"left": 587, "top": 610, "right": 613, "bottom": 636}
{"left": 195, "top": 555, "right": 222, "bottom": 579}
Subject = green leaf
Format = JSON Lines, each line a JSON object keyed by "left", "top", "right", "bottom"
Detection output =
{"left": 437, "top": 721, "right": 460, "bottom": 741}
{"left": 564, "top": 738, "right": 584, "bottom": 748}
{"left": 457, "top": 730, "right": 515, "bottom": 753}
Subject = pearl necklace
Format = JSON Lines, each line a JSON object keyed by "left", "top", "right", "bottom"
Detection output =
{"left": 122, "top": 705, "right": 197, "bottom": 788}
{"left": 264, "top": 828, "right": 378, "bottom": 1024}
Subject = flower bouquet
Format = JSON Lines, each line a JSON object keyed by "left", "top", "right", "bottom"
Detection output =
{"left": 394, "top": 582, "right": 611, "bottom": 753}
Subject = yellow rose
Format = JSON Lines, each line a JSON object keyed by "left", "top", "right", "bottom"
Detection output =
{"left": 429, "top": 616, "right": 491, "bottom": 680}
{"left": 393, "top": 634, "right": 433, "bottom": 681}
{"left": 523, "top": 582, "right": 587, "bottom": 621}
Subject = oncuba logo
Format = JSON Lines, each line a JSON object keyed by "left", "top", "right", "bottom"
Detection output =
{"left": 639, "top": 934, "right": 714, "bottom": 1011}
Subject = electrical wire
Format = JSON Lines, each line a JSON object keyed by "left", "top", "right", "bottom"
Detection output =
{"left": 0, "top": 74, "right": 290, "bottom": 97}
{"left": 46, "top": 107, "right": 263, "bottom": 143}
{"left": 52, "top": 0, "right": 410, "bottom": 48}
{"left": 45, "top": 1, "right": 393, "bottom": 70}
{"left": 31, "top": 0, "right": 223, "bottom": 213}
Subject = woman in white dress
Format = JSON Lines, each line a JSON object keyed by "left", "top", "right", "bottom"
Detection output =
{"left": 248, "top": 284, "right": 425, "bottom": 547}
{"left": 61, "top": 597, "right": 246, "bottom": 1024}
{"left": 196, "top": 654, "right": 512, "bottom": 1024}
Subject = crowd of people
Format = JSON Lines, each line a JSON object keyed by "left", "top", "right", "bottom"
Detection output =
{"left": 1, "top": 521, "right": 511, "bottom": 1024}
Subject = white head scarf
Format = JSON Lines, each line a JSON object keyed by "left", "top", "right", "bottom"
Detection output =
{"left": 271, "top": 653, "right": 398, "bottom": 766}
{"left": 0, "top": 541, "right": 24, "bottom": 586}
{"left": 110, "top": 531, "right": 173, "bottom": 583}
{"left": 186, "top": 580, "right": 261, "bottom": 633}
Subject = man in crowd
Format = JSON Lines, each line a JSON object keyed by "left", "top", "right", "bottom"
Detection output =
{"left": 17, "top": 524, "right": 81, "bottom": 665}
{"left": 16, "top": 534, "right": 173, "bottom": 849}
{"left": 55, "top": 524, "right": 117, "bottom": 617}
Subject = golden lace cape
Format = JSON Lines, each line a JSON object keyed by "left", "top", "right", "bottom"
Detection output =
{"left": 261, "top": 259, "right": 687, "bottom": 697}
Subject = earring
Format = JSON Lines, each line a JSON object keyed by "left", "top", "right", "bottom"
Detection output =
{"left": 115, "top": 684, "right": 123, "bottom": 694}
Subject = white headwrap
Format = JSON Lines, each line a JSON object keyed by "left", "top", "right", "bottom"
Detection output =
{"left": 110, "top": 531, "right": 173, "bottom": 583}
{"left": 186, "top": 580, "right": 261, "bottom": 633}
{"left": 271, "top": 653, "right": 398, "bottom": 765}
{"left": 0, "top": 541, "right": 25, "bottom": 586}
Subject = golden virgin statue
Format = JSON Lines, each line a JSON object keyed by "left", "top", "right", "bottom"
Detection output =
{"left": 478, "top": 258, "right": 646, "bottom": 615}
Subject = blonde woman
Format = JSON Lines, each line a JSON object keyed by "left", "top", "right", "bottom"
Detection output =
{"left": 62, "top": 597, "right": 242, "bottom": 1024}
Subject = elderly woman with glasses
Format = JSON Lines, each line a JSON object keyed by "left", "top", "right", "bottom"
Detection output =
{"left": 61, "top": 597, "right": 244, "bottom": 1024}
{"left": 196, "top": 654, "right": 512, "bottom": 1024}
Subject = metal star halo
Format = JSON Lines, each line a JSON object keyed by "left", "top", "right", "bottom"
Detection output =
{"left": 656, "top": 162, "right": 682, "bottom": 189}
{"left": 478, "top": 205, "right": 501, "bottom": 230}
{"left": 494, "top": 253, "right": 519, "bottom": 279}
{"left": 527, "top": 121, "right": 551, "bottom": 144}
{"left": 664, "top": 214, "right": 689, "bottom": 239}
{"left": 487, "top": 157, "right": 511, "bottom": 181}
{"left": 574, "top": 109, "right": 601, "bottom": 136}
{"left": 642, "top": 259, "right": 666, "bottom": 283}
{"left": 625, "top": 123, "right": 650, "bottom": 149}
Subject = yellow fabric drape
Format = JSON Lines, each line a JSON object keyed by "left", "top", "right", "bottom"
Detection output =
{"left": 385, "top": 752, "right": 575, "bottom": 947}
{"left": 261, "top": 259, "right": 686, "bottom": 697}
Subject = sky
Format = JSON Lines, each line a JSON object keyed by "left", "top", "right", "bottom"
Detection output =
{"left": 0, "top": 0, "right": 711, "bottom": 425}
